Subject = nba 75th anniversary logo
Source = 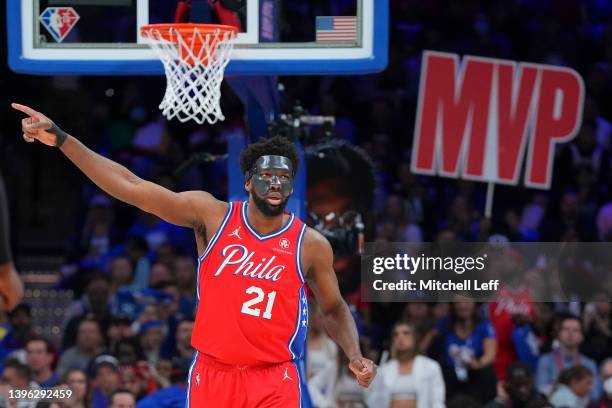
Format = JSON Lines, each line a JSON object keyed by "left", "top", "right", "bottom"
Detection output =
{"left": 39, "top": 7, "right": 80, "bottom": 43}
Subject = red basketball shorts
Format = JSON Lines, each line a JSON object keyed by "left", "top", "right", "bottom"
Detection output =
{"left": 186, "top": 352, "right": 311, "bottom": 408}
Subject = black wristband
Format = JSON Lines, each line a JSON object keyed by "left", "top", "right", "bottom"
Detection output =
{"left": 48, "top": 123, "right": 69, "bottom": 148}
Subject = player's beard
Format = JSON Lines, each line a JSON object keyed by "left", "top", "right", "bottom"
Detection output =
{"left": 251, "top": 191, "right": 288, "bottom": 217}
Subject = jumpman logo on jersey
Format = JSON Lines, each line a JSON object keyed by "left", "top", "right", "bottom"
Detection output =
{"left": 228, "top": 226, "right": 243, "bottom": 240}
{"left": 282, "top": 367, "right": 293, "bottom": 381}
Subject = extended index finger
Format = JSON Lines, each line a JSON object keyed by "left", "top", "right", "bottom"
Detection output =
{"left": 11, "top": 103, "right": 38, "bottom": 117}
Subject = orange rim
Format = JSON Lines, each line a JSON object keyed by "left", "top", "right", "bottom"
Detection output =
{"left": 140, "top": 23, "right": 239, "bottom": 43}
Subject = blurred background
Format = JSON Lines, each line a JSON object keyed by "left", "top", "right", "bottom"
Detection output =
{"left": 1, "top": 1, "right": 612, "bottom": 407}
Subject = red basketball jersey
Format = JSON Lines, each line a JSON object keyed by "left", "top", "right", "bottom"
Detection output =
{"left": 489, "top": 285, "right": 535, "bottom": 379}
{"left": 191, "top": 201, "right": 309, "bottom": 365}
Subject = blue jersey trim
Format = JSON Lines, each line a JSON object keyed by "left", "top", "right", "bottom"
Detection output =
{"left": 198, "top": 202, "right": 233, "bottom": 261}
{"left": 288, "top": 286, "right": 308, "bottom": 361}
{"left": 296, "top": 224, "right": 307, "bottom": 283}
{"left": 184, "top": 351, "right": 198, "bottom": 408}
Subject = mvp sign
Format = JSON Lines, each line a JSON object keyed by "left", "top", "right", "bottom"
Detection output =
{"left": 411, "top": 51, "right": 585, "bottom": 189}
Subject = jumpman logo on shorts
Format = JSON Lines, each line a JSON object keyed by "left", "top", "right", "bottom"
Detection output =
{"left": 282, "top": 367, "right": 293, "bottom": 381}
{"left": 195, "top": 373, "right": 200, "bottom": 386}
{"left": 228, "top": 226, "right": 243, "bottom": 240}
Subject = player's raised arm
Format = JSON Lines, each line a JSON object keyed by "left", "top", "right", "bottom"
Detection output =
{"left": 12, "top": 103, "right": 222, "bottom": 228}
{"left": 304, "top": 227, "right": 377, "bottom": 388}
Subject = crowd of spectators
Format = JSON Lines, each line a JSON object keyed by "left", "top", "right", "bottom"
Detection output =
{"left": 2, "top": 0, "right": 612, "bottom": 407}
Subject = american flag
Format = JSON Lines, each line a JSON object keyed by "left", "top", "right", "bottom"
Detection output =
{"left": 315, "top": 16, "right": 357, "bottom": 43}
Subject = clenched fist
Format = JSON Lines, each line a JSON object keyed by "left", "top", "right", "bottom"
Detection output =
{"left": 349, "top": 357, "right": 377, "bottom": 388}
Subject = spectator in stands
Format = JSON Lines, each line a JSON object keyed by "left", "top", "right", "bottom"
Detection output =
{"left": 488, "top": 249, "right": 537, "bottom": 378}
{"left": 132, "top": 360, "right": 166, "bottom": 395}
{"left": 130, "top": 304, "right": 161, "bottom": 335}
{"left": 134, "top": 363, "right": 188, "bottom": 408}
{"left": 108, "top": 389, "right": 136, "bottom": 408}
{"left": 124, "top": 236, "right": 151, "bottom": 293}
{"left": 153, "top": 242, "right": 177, "bottom": 268}
{"left": 533, "top": 303, "right": 556, "bottom": 355}
{"left": 541, "top": 191, "right": 598, "bottom": 241}
{"left": 555, "top": 119, "right": 610, "bottom": 194}
{"left": 50, "top": 382, "right": 83, "bottom": 408}
{"left": 90, "top": 355, "right": 121, "bottom": 408}
{"left": 120, "top": 366, "right": 148, "bottom": 401}
{"left": 138, "top": 321, "right": 164, "bottom": 365}
{"left": 401, "top": 302, "right": 437, "bottom": 354}
{"left": 596, "top": 202, "right": 612, "bottom": 241}
{"left": 380, "top": 194, "right": 423, "bottom": 242}
{"left": 129, "top": 114, "right": 169, "bottom": 180}
{"left": 549, "top": 364, "right": 594, "bottom": 408}
{"left": 0, "top": 303, "right": 34, "bottom": 370}
{"left": 2, "top": 358, "right": 31, "bottom": 388}
{"left": 154, "top": 359, "right": 172, "bottom": 387}
{"left": 434, "top": 296, "right": 497, "bottom": 403}
{"left": 536, "top": 315, "right": 601, "bottom": 401}
{"left": 590, "top": 358, "right": 612, "bottom": 408}
{"left": 155, "top": 282, "right": 182, "bottom": 357}
{"left": 163, "top": 319, "right": 194, "bottom": 373}
{"left": 173, "top": 256, "right": 196, "bottom": 317}
{"left": 57, "top": 319, "right": 105, "bottom": 378}
{"left": 107, "top": 316, "right": 133, "bottom": 353}
{"left": 148, "top": 263, "right": 171, "bottom": 289}
{"left": 113, "top": 338, "right": 145, "bottom": 367}
{"left": 62, "top": 273, "right": 112, "bottom": 350}
{"left": 306, "top": 301, "right": 338, "bottom": 379}
{"left": 582, "top": 292, "right": 612, "bottom": 364}
{"left": 85, "top": 274, "right": 113, "bottom": 320}
{"left": 25, "top": 337, "right": 60, "bottom": 388}
{"left": 1, "top": 358, "right": 40, "bottom": 407}
{"left": 366, "top": 321, "right": 445, "bottom": 408}
{"left": 79, "top": 194, "right": 115, "bottom": 260}
{"left": 484, "top": 362, "right": 548, "bottom": 408}
{"left": 109, "top": 257, "right": 134, "bottom": 293}
{"left": 65, "top": 368, "right": 89, "bottom": 408}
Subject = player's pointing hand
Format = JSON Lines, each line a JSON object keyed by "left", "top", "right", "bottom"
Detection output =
{"left": 349, "top": 357, "right": 377, "bottom": 388}
{"left": 11, "top": 103, "right": 69, "bottom": 148}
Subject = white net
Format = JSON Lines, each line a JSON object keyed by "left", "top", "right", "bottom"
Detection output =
{"left": 141, "top": 25, "right": 236, "bottom": 125}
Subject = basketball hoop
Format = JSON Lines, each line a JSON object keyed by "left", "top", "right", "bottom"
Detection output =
{"left": 140, "top": 24, "right": 238, "bottom": 125}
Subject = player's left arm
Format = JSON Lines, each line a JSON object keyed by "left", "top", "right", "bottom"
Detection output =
{"left": 0, "top": 174, "right": 24, "bottom": 311}
{"left": 303, "top": 227, "right": 376, "bottom": 388}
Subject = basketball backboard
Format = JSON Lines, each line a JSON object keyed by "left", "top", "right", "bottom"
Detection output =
{"left": 7, "top": 0, "right": 388, "bottom": 75}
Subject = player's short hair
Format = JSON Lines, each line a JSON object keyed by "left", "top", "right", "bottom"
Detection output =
{"left": 239, "top": 136, "right": 300, "bottom": 178}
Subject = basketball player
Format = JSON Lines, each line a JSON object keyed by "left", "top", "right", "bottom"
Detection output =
{"left": 12, "top": 103, "right": 376, "bottom": 407}
{"left": 0, "top": 171, "right": 24, "bottom": 311}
